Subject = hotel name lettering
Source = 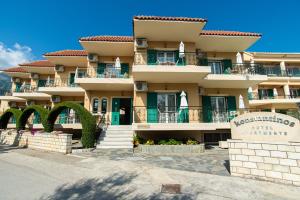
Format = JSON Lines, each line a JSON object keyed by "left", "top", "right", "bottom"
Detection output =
{"left": 233, "top": 115, "right": 296, "bottom": 137}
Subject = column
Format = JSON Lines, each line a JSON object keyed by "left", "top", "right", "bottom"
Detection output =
{"left": 283, "top": 84, "right": 290, "bottom": 98}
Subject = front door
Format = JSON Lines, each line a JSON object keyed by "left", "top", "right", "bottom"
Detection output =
{"left": 111, "top": 98, "right": 120, "bottom": 125}
{"left": 111, "top": 98, "right": 132, "bottom": 125}
{"left": 157, "top": 93, "right": 177, "bottom": 123}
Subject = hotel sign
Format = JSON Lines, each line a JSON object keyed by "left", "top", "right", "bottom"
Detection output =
{"left": 230, "top": 112, "right": 300, "bottom": 142}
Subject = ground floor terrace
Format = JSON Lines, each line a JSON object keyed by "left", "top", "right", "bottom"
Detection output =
{"left": 0, "top": 145, "right": 299, "bottom": 200}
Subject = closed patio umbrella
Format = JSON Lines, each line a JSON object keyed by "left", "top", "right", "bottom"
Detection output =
{"left": 115, "top": 57, "right": 121, "bottom": 68}
{"left": 179, "top": 91, "right": 189, "bottom": 123}
{"left": 20, "top": 81, "right": 26, "bottom": 91}
{"left": 239, "top": 94, "right": 245, "bottom": 109}
{"left": 179, "top": 41, "right": 185, "bottom": 58}
{"left": 273, "top": 88, "right": 278, "bottom": 98}
{"left": 46, "top": 76, "right": 51, "bottom": 86}
{"left": 236, "top": 52, "right": 243, "bottom": 64}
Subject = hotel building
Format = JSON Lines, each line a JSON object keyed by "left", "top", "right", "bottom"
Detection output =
{"left": 0, "top": 16, "right": 299, "bottom": 148}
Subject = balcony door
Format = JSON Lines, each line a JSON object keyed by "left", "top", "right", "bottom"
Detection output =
{"left": 208, "top": 61, "right": 223, "bottom": 74}
{"left": 157, "top": 93, "right": 177, "bottom": 123}
{"left": 210, "top": 97, "right": 227, "bottom": 122}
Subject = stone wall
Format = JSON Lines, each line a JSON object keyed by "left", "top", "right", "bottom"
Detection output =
{"left": 228, "top": 139, "right": 300, "bottom": 186}
{"left": 0, "top": 129, "right": 72, "bottom": 154}
{"left": 137, "top": 144, "right": 205, "bottom": 154}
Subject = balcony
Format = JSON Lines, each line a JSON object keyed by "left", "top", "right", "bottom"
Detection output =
{"left": 249, "top": 93, "right": 300, "bottom": 106}
{"left": 12, "top": 85, "right": 50, "bottom": 100}
{"left": 0, "top": 90, "right": 26, "bottom": 102}
{"left": 75, "top": 66, "right": 134, "bottom": 91}
{"left": 38, "top": 78, "right": 85, "bottom": 96}
{"left": 133, "top": 52, "right": 211, "bottom": 83}
{"left": 132, "top": 106, "right": 300, "bottom": 131}
{"left": 200, "top": 63, "right": 268, "bottom": 88}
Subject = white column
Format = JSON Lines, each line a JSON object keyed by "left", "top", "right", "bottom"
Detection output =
{"left": 283, "top": 84, "right": 290, "bottom": 98}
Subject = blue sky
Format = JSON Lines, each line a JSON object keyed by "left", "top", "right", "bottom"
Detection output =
{"left": 0, "top": 0, "right": 299, "bottom": 67}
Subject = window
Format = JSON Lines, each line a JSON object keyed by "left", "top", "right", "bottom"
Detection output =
{"left": 290, "top": 89, "right": 300, "bottom": 98}
{"left": 101, "top": 98, "right": 108, "bottom": 114}
{"left": 208, "top": 60, "right": 223, "bottom": 74}
{"left": 92, "top": 98, "right": 99, "bottom": 113}
{"left": 157, "top": 51, "right": 175, "bottom": 64}
{"left": 210, "top": 97, "right": 228, "bottom": 122}
{"left": 77, "top": 70, "right": 86, "bottom": 78}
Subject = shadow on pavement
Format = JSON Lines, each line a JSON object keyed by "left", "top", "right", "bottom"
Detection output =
{"left": 40, "top": 172, "right": 194, "bottom": 200}
{"left": 0, "top": 144, "right": 25, "bottom": 154}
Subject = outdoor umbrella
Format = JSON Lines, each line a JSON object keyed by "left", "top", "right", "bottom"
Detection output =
{"left": 179, "top": 91, "right": 189, "bottom": 123}
{"left": 236, "top": 52, "right": 243, "bottom": 64}
{"left": 20, "top": 81, "right": 26, "bottom": 91}
{"left": 273, "top": 88, "right": 278, "bottom": 98}
{"left": 239, "top": 95, "right": 245, "bottom": 109}
{"left": 179, "top": 41, "right": 185, "bottom": 58}
{"left": 46, "top": 75, "right": 51, "bottom": 86}
{"left": 248, "top": 87, "right": 253, "bottom": 100}
{"left": 115, "top": 57, "right": 121, "bottom": 68}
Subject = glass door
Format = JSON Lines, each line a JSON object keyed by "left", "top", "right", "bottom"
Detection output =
{"left": 211, "top": 97, "right": 228, "bottom": 122}
{"left": 208, "top": 61, "right": 223, "bottom": 74}
{"left": 157, "top": 93, "right": 177, "bottom": 123}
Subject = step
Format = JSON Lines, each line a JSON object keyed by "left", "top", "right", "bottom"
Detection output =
{"left": 104, "top": 130, "right": 133, "bottom": 134}
{"left": 100, "top": 133, "right": 133, "bottom": 138}
{"left": 106, "top": 125, "right": 132, "bottom": 131}
{"left": 99, "top": 137, "right": 132, "bottom": 142}
{"left": 97, "top": 145, "right": 133, "bottom": 149}
{"left": 99, "top": 141, "right": 132, "bottom": 145}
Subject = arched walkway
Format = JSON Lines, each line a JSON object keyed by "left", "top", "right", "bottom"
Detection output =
{"left": 18, "top": 105, "right": 50, "bottom": 130}
{"left": 0, "top": 108, "right": 22, "bottom": 129}
{"left": 45, "top": 101, "right": 96, "bottom": 148}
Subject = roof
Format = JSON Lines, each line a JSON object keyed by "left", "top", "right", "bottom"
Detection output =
{"left": 19, "top": 60, "right": 55, "bottom": 67}
{"left": 44, "top": 50, "right": 87, "bottom": 57}
{"left": 80, "top": 36, "right": 134, "bottom": 42}
{"left": 2, "top": 66, "right": 27, "bottom": 73}
{"left": 200, "top": 30, "right": 262, "bottom": 37}
{"left": 134, "top": 15, "right": 207, "bottom": 22}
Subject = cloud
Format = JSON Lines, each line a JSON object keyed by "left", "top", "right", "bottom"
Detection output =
{"left": 0, "top": 42, "right": 34, "bottom": 68}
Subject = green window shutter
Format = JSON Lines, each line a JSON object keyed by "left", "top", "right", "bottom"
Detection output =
{"left": 69, "top": 73, "right": 75, "bottom": 86}
{"left": 223, "top": 59, "right": 232, "bottom": 74}
{"left": 147, "top": 49, "right": 157, "bottom": 65}
{"left": 121, "top": 63, "right": 129, "bottom": 76}
{"left": 267, "top": 89, "right": 274, "bottom": 98}
{"left": 97, "top": 63, "right": 106, "bottom": 75}
{"left": 111, "top": 98, "right": 120, "bottom": 125}
{"left": 198, "top": 58, "right": 208, "bottom": 66}
{"left": 15, "top": 83, "right": 21, "bottom": 92}
{"left": 227, "top": 96, "right": 237, "bottom": 121}
{"left": 202, "top": 96, "right": 212, "bottom": 122}
{"left": 38, "top": 80, "right": 46, "bottom": 87}
{"left": 177, "top": 92, "right": 189, "bottom": 123}
{"left": 147, "top": 92, "right": 158, "bottom": 123}
{"left": 33, "top": 111, "right": 40, "bottom": 124}
{"left": 258, "top": 89, "right": 263, "bottom": 99}
{"left": 59, "top": 109, "right": 68, "bottom": 124}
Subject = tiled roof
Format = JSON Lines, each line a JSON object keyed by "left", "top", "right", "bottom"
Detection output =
{"left": 134, "top": 15, "right": 207, "bottom": 22}
{"left": 3, "top": 66, "right": 27, "bottom": 73}
{"left": 44, "top": 50, "right": 87, "bottom": 56}
{"left": 19, "top": 60, "right": 55, "bottom": 67}
{"left": 80, "top": 36, "right": 133, "bottom": 42}
{"left": 200, "top": 30, "right": 262, "bottom": 37}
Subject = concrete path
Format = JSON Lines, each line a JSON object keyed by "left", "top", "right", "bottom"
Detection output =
{"left": 0, "top": 145, "right": 299, "bottom": 200}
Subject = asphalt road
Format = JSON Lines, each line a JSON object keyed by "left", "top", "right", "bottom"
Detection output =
{"left": 0, "top": 145, "right": 300, "bottom": 200}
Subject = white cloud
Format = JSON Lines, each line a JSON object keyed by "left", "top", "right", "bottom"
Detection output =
{"left": 0, "top": 42, "right": 34, "bottom": 68}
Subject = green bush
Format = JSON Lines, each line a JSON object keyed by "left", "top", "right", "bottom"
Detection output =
{"left": 145, "top": 139, "right": 154, "bottom": 145}
{"left": 157, "top": 139, "right": 182, "bottom": 145}
{"left": 186, "top": 139, "right": 198, "bottom": 145}
{"left": 158, "top": 139, "right": 167, "bottom": 145}
{"left": 133, "top": 134, "right": 144, "bottom": 147}
{"left": 17, "top": 105, "right": 49, "bottom": 130}
{"left": 0, "top": 108, "right": 22, "bottom": 129}
{"left": 45, "top": 101, "right": 96, "bottom": 148}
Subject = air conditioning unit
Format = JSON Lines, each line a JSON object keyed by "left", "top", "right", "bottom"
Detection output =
{"left": 8, "top": 101, "right": 17, "bottom": 108}
{"left": 51, "top": 95, "right": 61, "bottom": 103}
{"left": 135, "top": 38, "right": 148, "bottom": 48}
{"left": 198, "top": 87, "right": 205, "bottom": 96}
{"left": 135, "top": 81, "right": 148, "bottom": 92}
{"left": 14, "top": 77, "right": 21, "bottom": 83}
{"left": 26, "top": 100, "right": 35, "bottom": 106}
{"left": 88, "top": 54, "right": 98, "bottom": 63}
{"left": 55, "top": 65, "right": 65, "bottom": 72}
{"left": 30, "top": 73, "right": 39, "bottom": 80}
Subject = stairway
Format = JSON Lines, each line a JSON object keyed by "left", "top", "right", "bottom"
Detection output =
{"left": 96, "top": 125, "right": 133, "bottom": 149}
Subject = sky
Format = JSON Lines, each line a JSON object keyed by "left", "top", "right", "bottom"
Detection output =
{"left": 0, "top": 0, "right": 300, "bottom": 67}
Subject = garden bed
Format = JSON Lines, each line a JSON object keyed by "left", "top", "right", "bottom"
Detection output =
{"left": 136, "top": 144, "right": 205, "bottom": 154}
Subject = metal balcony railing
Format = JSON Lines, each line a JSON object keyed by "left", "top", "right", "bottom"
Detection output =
{"left": 250, "top": 93, "right": 300, "bottom": 100}
{"left": 40, "top": 78, "right": 78, "bottom": 87}
{"left": 14, "top": 85, "right": 38, "bottom": 93}
{"left": 76, "top": 67, "right": 130, "bottom": 79}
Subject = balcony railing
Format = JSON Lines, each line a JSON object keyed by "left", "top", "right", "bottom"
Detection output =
{"left": 77, "top": 67, "right": 129, "bottom": 79}
{"left": 208, "top": 63, "right": 264, "bottom": 75}
{"left": 250, "top": 93, "right": 300, "bottom": 100}
{"left": 133, "top": 106, "right": 300, "bottom": 123}
{"left": 40, "top": 78, "right": 78, "bottom": 87}
{"left": 14, "top": 85, "right": 38, "bottom": 93}
{"left": 134, "top": 52, "right": 197, "bottom": 66}
{"left": 55, "top": 115, "right": 81, "bottom": 124}
{"left": 257, "top": 65, "right": 300, "bottom": 77}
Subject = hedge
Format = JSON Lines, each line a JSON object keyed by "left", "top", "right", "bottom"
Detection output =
{"left": 45, "top": 101, "right": 96, "bottom": 148}
{"left": 0, "top": 108, "right": 22, "bottom": 129}
{"left": 17, "top": 105, "right": 49, "bottom": 130}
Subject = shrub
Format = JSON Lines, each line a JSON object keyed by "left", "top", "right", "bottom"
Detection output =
{"left": 145, "top": 139, "right": 154, "bottom": 145}
{"left": 17, "top": 105, "right": 49, "bottom": 130}
{"left": 158, "top": 139, "right": 167, "bottom": 145}
{"left": 133, "top": 134, "right": 143, "bottom": 147}
{"left": 0, "top": 108, "right": 22, "bottom": 129}
{"left": 186, "top": 139, "right": 198, "bottom": 145}
{"left": 158, "top": 139, "right": 182, "bottom": 145}
{"left": 45, "top": 101, "right": 96, "bottom": 148}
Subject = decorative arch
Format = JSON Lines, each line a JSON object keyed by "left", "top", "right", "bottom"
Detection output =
{"left": 0, "top": 108, "right": 22, "bottom": 129}
{"left": 45, "top": 101, "right": 96, "bottom": 148}
{"left": 18, "top": 105, "right": 50, "bottom": 130}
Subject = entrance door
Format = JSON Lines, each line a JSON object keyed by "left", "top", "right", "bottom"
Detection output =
{"left": 69, "top": 73, "right": 75, "bottom": 87}
{"left": 111, "top": 98, "right": 132, "bottom": 125}
{"left": 157, "top": 93, "right": 177, "bottom": 123}
{"left": 211, "top": 97, "right": 227, "bottom": 122}
{"left": 111, "top": 98, "right": 120, "bottom": 125}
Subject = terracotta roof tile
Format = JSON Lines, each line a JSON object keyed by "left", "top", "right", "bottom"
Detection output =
{"left": 44, "top": 50, "right": 87, "bottom": 56}
{"left": 80, "top": 36, "right": 133, "bottom": 42}
{"left": 200, "top": 30, "right": 262, "bottom": 37}
{"left": 19, "top": 60, "right": 55, "bottom": 67}
{"left": 134, "top": 15, "right": 207, "bottom": 22}
{"left": 3, "top": 66, "right": 27, "bottom": 73}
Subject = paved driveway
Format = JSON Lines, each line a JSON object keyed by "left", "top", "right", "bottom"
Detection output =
{"left": 1, "top": 145, "right": 300, "bottom": 200}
